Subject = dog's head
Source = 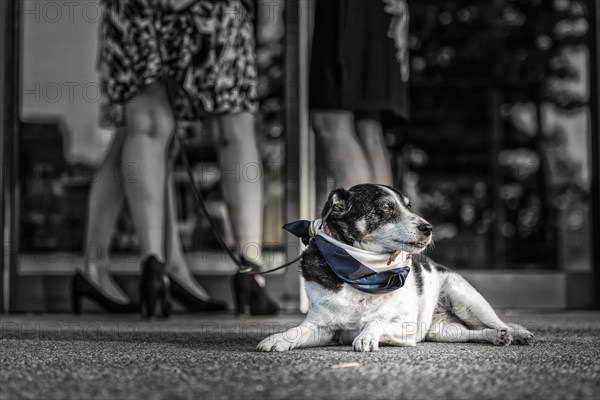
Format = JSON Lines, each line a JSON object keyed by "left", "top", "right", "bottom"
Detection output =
{"left": 321, "top": 184, "right": 433, "bottom": 254}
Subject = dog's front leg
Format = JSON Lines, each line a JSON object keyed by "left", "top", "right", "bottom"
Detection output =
{"left": 353, "top": 320, "right": 418, "bottom": 352}
{"left": 352, "top": 322, "right": 383, "bottom": 352}
{"left": 257, "top": 322, "right": 335, "bottom": 352}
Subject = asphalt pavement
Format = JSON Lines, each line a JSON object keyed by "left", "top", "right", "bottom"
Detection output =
{"left": 1, "top": 312, "right": 599, "bottom": 400}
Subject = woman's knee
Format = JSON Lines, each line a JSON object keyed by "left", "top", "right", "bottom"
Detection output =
{"left": 311, "top": 111, "right": 353, "bottom": 142}
{"left": 213, "top": 112, "right": 256, "bottom": 147}
{"left": 126, "top": 108, "right": 174, "bottom": 142}
{"left": 125, "top": 83, "right": 175, "bottom": 143}
{"left": 356, "top": 121, "right": 386, "bottom": 149}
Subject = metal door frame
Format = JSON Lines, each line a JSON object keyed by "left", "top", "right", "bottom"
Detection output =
{"left": 2, "top": 0, "right": 22, "bottom": 313}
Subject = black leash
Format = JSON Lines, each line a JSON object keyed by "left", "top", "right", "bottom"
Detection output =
{"left": 176, "top": 135, "right": 302, "bottom": 275}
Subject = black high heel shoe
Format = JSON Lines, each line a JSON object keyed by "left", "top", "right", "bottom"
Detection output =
{"left": 232, "top": 258, "right": 279, "bottom": 316}
{"left": 169, "top": 278, "right": 228, "bottom": 312}
{"left": 71, "top": 271, "right": 139, "bottom": 314}
{"left": 140, "top": 255, "right": 172, "bottom": 318}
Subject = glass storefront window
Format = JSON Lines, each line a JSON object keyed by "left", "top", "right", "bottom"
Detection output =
{"left": 396, "top": 0, "right": 593, "bottom": 270}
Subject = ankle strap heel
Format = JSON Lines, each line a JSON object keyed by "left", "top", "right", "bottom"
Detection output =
{"left": 232, "top": 258, "right": 279, "bottom": 316}
{"left": 140, "top": 256, "right": 172, "bottom": 318}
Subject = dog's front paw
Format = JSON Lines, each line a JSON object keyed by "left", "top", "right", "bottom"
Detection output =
{"left": 508, "top": 324, "right": 534, "bottom": 345}
{"left": 491, "top": 328, "right": 512, "bottom": 346}
{"left": 257, "top": 334, "right": 294, "bottom": 352}
{"left": 352, "top": 332, "right": 379, "bottom": 352}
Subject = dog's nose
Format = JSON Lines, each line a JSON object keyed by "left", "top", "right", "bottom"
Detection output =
{"left": 418, "top": 223, "right": 433, "bottom": 236}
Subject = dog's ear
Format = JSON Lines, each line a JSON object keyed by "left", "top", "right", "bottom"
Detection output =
{"left": 321, "top": 188, "right": 351, "bottom": 220}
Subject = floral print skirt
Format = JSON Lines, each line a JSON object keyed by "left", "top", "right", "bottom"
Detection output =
{"left": 98, "top": 0, "right": 257, "bottom": 126}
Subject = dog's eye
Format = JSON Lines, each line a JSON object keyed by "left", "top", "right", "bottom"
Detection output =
{"left": 407, "top": 203, "right": 412, "bottom": 209}
{"left": 376, "top": 203, "right": 392, "bottom": 216}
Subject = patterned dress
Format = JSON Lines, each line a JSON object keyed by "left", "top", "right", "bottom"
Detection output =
{"left": 98, "top": 0, "right": 257, "bottom": 126}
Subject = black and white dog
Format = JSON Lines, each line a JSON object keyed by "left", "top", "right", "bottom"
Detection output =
{"left": 258, "top": 184, "right": 533, "bottom": 352}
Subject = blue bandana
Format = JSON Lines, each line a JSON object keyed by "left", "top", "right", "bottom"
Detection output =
{"left": 283, "top": 220, "right": 411, "bottom": 294}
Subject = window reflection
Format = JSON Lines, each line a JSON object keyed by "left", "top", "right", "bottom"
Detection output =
{"left": 400, "top": 0, "right": 592, "bottom": 270}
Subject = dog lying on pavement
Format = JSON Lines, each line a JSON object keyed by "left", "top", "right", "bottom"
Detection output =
{"left": 258, "top": 184, "right": 533, "bottom": 352}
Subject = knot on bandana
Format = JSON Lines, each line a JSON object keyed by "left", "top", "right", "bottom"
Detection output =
{"left": 282, "top": 219, "right": 321, "bottom": 245}
{"left": 283, "top": 219, "right": 411, "bottom": 294}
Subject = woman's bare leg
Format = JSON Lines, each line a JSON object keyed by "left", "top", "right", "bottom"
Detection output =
{"left": 122, "top": 81, "right": 174, "bottom": 261}
{"left": 209, "top": 112, "right": 263, "bottom": 262}
{"left": 311, "top": 111, "right": 372, "bottom": 188}
{"left": 355, "top": 119, "right": 393, "bottom": 186}
{"left": 82, "top": 128, "right": 129, "bottom": 303}
{"left": 314, "top": 138, "right": 334, "bottom": 217}
{"left": 165, "top": 157, "right": 211, "bottom": 299}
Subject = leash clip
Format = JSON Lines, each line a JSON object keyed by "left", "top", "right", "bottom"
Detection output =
{"left": 387, "top": 250, "right": 401, "bottom": 266}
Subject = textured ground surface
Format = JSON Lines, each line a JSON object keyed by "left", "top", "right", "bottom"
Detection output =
{"left": 1, "top": 312, "right": 599, "bottom": 400}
